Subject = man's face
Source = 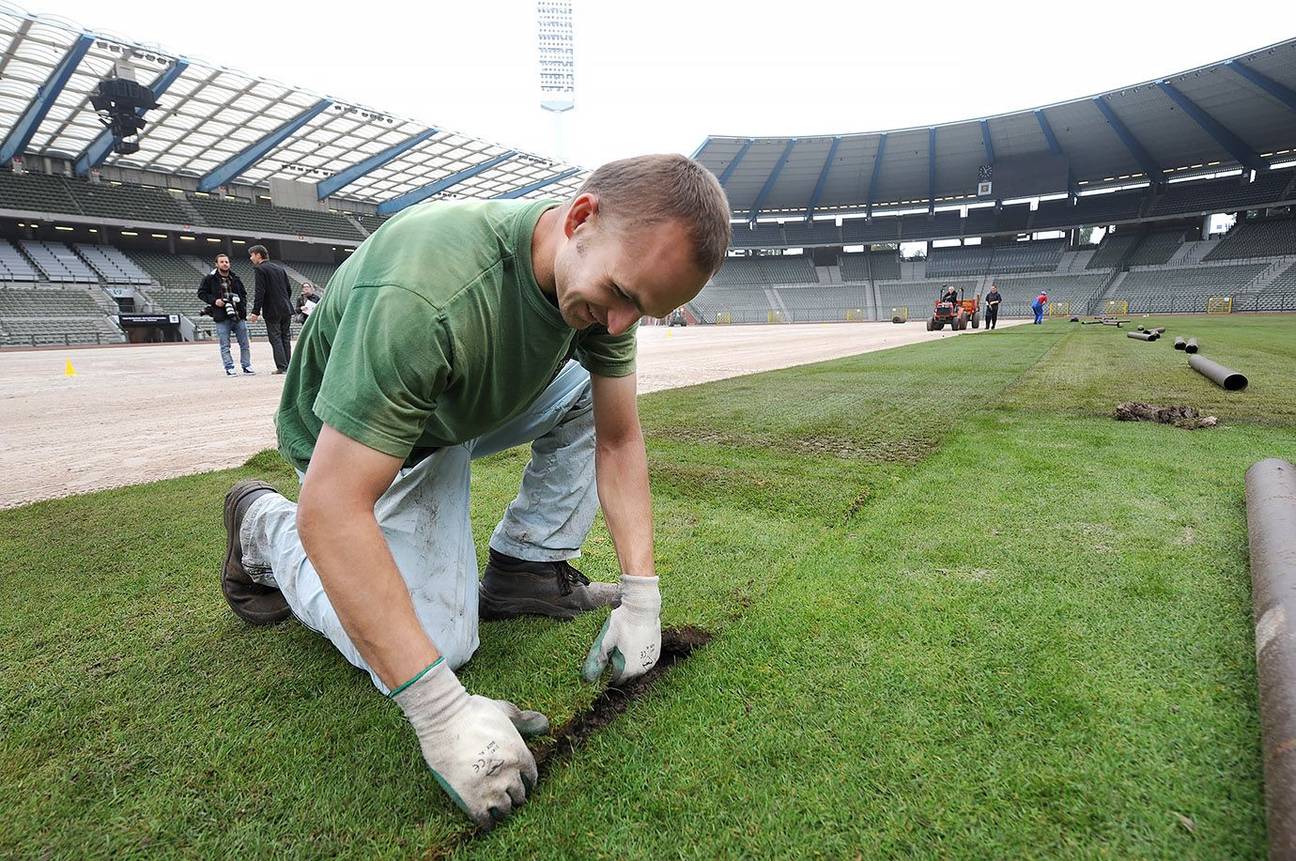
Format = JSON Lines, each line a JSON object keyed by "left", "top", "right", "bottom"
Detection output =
{"left": 216, "top": 256, "right": 230, "bottom": 273}
{"left": 552, "top": 196, "right": 709, "bottom": 336}
{"left": 249, "top": 252, "right": 263, "bottom": 265}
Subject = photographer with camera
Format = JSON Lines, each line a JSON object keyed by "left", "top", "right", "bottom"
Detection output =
{"left": 199, "top": 252, "right": 255, "bottom": 376}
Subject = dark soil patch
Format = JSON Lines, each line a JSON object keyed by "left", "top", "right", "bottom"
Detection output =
{"left": 1114, "top": 402, "right": 1217, "bottom": 430}
{"left": 531, "top": 625, "right": 713, "bottom": 775}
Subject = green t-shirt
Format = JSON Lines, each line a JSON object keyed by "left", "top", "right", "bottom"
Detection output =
{"left": 276, "top": 198, "right": 637, "bottom": 471}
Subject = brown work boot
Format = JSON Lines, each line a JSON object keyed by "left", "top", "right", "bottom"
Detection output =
{"left": 479, "top": 549, "right": 620, "bottom": 621}
{"left": 221, "top": 480, "right": 291, "bottom": 626}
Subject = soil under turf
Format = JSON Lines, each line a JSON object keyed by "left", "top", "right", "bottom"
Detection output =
{"left": 1, "top": 315, "right": 1293, "bottom": 858}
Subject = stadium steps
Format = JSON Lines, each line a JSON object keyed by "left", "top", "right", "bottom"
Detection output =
{"left": 1168, "top": 239, "right": 1216, "bottom": 266}
{"left": 174, "top": 196, "right": 206, "bottom": 227}
{"left": 767, "top": 288, "right": 789, "bottom": 319}
{"left": 345, "top": 214, "right": 370, "bottom": 237}
{"left": 1246, "top": 257, "right": 1296, "bottom": 293}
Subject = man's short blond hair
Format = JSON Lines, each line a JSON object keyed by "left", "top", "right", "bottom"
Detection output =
{"left": 576, "top": 153, "right": 731, "bottom": 276}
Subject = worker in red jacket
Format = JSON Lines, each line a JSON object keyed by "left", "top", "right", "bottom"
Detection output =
{"left": 1031, "top": 290, "right": 1049, "bottom": 325}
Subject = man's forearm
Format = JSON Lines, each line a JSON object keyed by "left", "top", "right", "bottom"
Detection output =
{"left": 595, "top": 431, "right": 655, "bottom": 577}
{"left": 297, "top": 495, "right": 439, "bottom": 689}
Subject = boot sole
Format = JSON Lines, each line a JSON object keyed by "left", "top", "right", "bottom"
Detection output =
{"left": 478, "top": 589, "right": 585, "bottom": 622}
{"left": 222, "top": 481, "right": 291, "bottom": 626}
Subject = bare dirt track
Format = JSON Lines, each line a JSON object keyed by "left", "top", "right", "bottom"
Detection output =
{"left": 0, "top": 320, "right": 1021, "bottom": 508}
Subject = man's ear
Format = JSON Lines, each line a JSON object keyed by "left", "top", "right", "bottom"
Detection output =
{"left": 564, "top": 193, "right": 599, "bottom": 239}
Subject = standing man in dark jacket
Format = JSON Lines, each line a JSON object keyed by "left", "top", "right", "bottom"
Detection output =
{"left": 984, "top": 283, "right": 1002, "bottom": 330}
{"left": 198, "top": 252, "right": 254, "bottom": 376}
{"left": 248, "top": 244, "right": 294, "bottom": 374}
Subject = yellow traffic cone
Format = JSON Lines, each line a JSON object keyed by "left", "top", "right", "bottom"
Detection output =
{"left": 64, "top": 359, "right": 77, "bottom": 377}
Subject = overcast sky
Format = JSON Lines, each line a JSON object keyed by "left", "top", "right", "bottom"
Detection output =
{"left": 20, "top": 0, "right": 1296, "bottom": 168}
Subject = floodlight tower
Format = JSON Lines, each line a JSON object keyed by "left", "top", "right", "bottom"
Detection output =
{"left": 536, "top": 0, "right": 575, "bottom": 160}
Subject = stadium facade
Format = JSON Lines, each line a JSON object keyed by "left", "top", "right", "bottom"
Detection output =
{"left": 0, "top": 3, "right": 1293, "bottom": 345}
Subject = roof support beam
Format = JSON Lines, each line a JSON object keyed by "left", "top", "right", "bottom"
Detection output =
{"left": 197, "top": 98, "right": 332, "bottom": 192}
{"left": 1092, "top": 96, "right": 1163, "bottom": 184}
{"left": 980, "top": 120, "right": 995, "bottom": 164}
{"left": 748, "top": 138, "right": 797, "bottom": 223}
{"left": 74, "top": 58, "right": 190, "bottom": 177}
{"left": 492, "top": 166, "right": 580, "bottom": 199}
{"left": 865, "top": 133, "right": 887, "bottom": 218}
{"left": 0, "top": 33, "right": 94, "bottom": 164}
{"left": 1225, "top": 60, "right": 1296, "bottom": 115}
{"left": 1155, "top": 80, "right": 1263, "bottom": 173}
{"left": 376, "top": 150, "right": 517, "bottom": 215}
{"left": 716, "top": 138, "right": 753, "bottom": 187}
{"left": 689, "top": 138, "right": 710, "bottom": 160}
{"left": 805, "top": 136, "right": 841, "bottom": 221}
{"left": 927, "top": 127, "right": 937, "bottom": 215}
{"left": 315, "top": 128, "right": 440, "bottom": 200}
{"left": 1035, "top": 109, "right": 1079, "bottom": 198}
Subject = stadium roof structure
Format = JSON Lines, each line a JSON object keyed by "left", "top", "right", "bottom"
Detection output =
{"left": 0, "top": 2, "right": 587, "bottom": 212}
{"left": 693, "top": 38, "right": 1296, "bottom": 221}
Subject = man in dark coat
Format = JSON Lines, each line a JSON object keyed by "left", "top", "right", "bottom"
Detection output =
{"left": 248, "top": 244, "right": 294, "bottom": 373}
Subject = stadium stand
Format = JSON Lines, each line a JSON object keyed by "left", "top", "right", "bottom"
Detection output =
{"left": 991, "top": 274, "right": 1107, "bottom": 316}
{"left": 841, "top": 217, "right": 900, "bottom": 243}
{"left": 1111, "top": 263, "right": 1268, "bottom": 312}
{"left": 1071, "top": 189, "right": 1147, "bottom": 225}
{"left": 730, "top": 223, "right": 784, "bottom": 249}
{"left": 187, "top": 196, "right": 293, "bottom": 234}
{"left": 711, "top": 255, "right": 817, "bottom": 285}
{"left": 1150, "top": 170, "right": 1295, "bottom": 216}
{"left": 837, "top": 253, "right": 870, "bottom": 283}
{"left": 926, "top": 246, "right": 993, "bottom": 278}
{"left": 869, "top": 252, "right": 901, "bottom": 281}
{"left": 900, "top": 210, "right": 961, "bottom": 240}
{"left": 782, "top": 220, "right": 841, "bottom": 246}
{"left": 774, "top": 285, "right": 873, "bottom": 321}
{"left": 276, "top": 207, "right": 366, "bottom": 242}
{"left": 1085, "top": 232, "right": 1141, "bottom": 269}
{"left": 0, "top": 170, "right": 81, "bottom": 215}
{"left": 962, "top": 207, "right": 996, "bottom": 235}
{"left": 1203, "top": 218, "right": 1296, "bottom": 261}
{"left": 925, "top": 241, "right": 1062, "bottom": 278}
{"left": 1125, "top": 230, "right": 1185, "bottom": 267}
{"left": 0, "top": 286, "right": 123, "bottom": 345}
{"left": 62, "top": 179, "right": 192, "bottom": 225}
{"left": 876, "top": 281, "right": 977, "bottom": 313}
{"left": 75, "top": 245, "right": 151, "bottom": 284}
{"left": 287, "top": 261, "right": 341, "bottom": 288}
{"left": 0, "top": 240, "right": 41, "bottom": 281}
{"left": 691, "top": 285, "right": 775, "bottom": 323}
{"left": 19, "top": 241, "right": 98, "bottom": 282}
{"left": 354, "top": 213, "right": 390, "bottom": 235}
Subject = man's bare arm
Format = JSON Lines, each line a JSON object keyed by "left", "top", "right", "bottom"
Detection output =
{"left": 590, "top": 371, "right": 654, "bottom": 577}
{"left": 297, "top": 423, "right": 439, "bottom": 689}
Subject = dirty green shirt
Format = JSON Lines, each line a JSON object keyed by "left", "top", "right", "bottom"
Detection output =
{"left": 275, "top": 198, "right": 637, "bottom": 471}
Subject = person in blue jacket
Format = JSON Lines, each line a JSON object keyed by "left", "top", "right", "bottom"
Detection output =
{"left": 1030, "top": 290, "right": 1048, "bottom": 324}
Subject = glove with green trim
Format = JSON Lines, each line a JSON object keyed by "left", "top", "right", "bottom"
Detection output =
{"left": 391, "top": 658, "right": 548, "bottom": 828}
{"left": 581, "top": 574, "right": 661, "bottom": 684}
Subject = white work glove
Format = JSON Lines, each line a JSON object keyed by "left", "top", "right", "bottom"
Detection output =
{"left": 582, "top": 574, "right": 661, "bottom": 684}
{"left": 391, "top": 658, "right": 548, "bottom": 828}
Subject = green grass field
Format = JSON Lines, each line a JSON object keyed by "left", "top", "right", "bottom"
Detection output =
{"left": 3, "top": 316, "right": 1293, "bottom": 858}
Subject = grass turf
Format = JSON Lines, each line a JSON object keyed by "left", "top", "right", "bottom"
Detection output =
{"left": 1, "top": 315, "right": 1292, "bottom": 858}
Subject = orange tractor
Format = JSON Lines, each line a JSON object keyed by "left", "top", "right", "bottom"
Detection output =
{"left": 926, "top": 285, "right": 980, "bottom": 331}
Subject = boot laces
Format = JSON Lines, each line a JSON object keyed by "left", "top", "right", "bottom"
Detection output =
{"left": 554, "top": 560, "right": 590, "bottom": 595}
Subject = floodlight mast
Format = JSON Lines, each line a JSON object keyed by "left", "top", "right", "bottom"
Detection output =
{"left": 537, "top": 0, "right": 575, "bottom": 160}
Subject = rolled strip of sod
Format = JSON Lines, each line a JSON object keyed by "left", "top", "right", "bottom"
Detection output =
{"left": 1190, "top": 354, "right": 1247, "bottom": 390}
{"left": 1128, "top": 331, "right": 1158, "bottom": 342}
{"left": 1245, "top": 458, "right": 1296, "bottom": 857}
{"left": 1186, "top": 337, "right": 1200, "bottom": 354}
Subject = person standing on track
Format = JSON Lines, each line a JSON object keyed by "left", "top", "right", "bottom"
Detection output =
{"left": 198, "top": 252, "right": 254, "bottom": 376}
{"left": 984, "top": 283, "right": 1002, "bottom": 330}
{"left": 218, "top": 154, "right": 731, "bottom": 828}
{"left": 247, "top": 245, "right": 294, "bottom": 374}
